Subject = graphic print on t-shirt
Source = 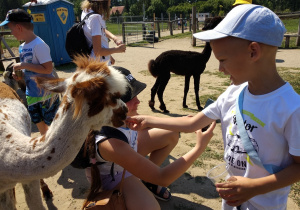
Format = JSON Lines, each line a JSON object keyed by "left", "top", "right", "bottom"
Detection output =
{"left": 225, "top": 110, "right": 264, "bottom": 173}
{"left": 20, "top": 48, "right": 33, "bottom": 64}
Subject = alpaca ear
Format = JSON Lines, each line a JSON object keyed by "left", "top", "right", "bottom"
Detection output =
{"left": 71, "top": 77, "right": 109, "bottom": 117}
{"left": 35, "top": 77, "right": 67, "bottom": 93}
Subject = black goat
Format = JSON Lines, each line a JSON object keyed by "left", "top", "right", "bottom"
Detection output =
{"left": 148, "top": 16, "right": 223, "bottom": 113}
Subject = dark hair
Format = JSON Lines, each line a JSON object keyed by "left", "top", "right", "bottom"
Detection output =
{"left": 11, "top": 21, "right": 34, "bottom": 30}
{"left": 82, "top": 130, "right": 103, "bottom": 209}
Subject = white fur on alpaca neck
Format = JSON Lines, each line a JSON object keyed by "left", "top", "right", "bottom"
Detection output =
{"left": 0, "top": 57, "right": 128, "bottom": 209}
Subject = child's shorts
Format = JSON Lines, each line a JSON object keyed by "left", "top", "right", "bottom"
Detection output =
{"left": 28, "top": 97, "right": 60, "bottom": 125}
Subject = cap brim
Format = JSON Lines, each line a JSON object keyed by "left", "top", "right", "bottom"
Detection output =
{"left": 0, "top": 20, "right": 9, "bottom": 27}
{"left": 131, "top": 80, "right": 146, "bottom": 99}
{"left": 193, "top": 30, "right": 228, "bottom": 42}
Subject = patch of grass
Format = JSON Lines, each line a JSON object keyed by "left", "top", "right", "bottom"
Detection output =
{"left": 127, "top": 40, "right": 152, "bottom": 47}
{"left": 204, "top": 71, "right": 229, "bottom": 79}
{"left": 1, "top": 35, "right": 20, "bottom": 49}
{"left": 282, "top": 18, "right": 299, "bottom": 33}
{"left": 139, "top": 70, "right": 151, "bottom": 76}
{"left": 201, "top": 146, "right": 224, "bottom": 161}
{"left": 280, "top": 18, "right": 300, "bottom": 48}
{"left": 106, "top": 22, "right": 122, "bottom": 35}
{"left": 277, "top": 67, "right": 300, "bottom": 94}
{"left": 199, "top": 94, "right": 222, "bottom": 104}
{"left": 55, "top": 62, "right": 77, "bottom": 72}
{"left": 160, "top": 31, "right": 193, "bottom": 40}
{"left": 291, "top": 182, "right": 300, "bottom": 206}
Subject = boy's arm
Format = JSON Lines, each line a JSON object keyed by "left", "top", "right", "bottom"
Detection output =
{"left": 126, "top": 112, "right": 214, "bottom": 133}
{"left": 216, "top": 155, "right": 300, "bottom": 207}
{"left": 13, "top": 61, "right": 53, "bottom": 74}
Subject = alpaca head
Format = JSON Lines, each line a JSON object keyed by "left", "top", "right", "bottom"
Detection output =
{"left": 202, "top": 16, "right": 223, "bottom": 31}
{"left": 35, "top": 56, "right": 128, "bottom": 130}
{"left": 2, "top": 63, "right": 19, "bottom": 91}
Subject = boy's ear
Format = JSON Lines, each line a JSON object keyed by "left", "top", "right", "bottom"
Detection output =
{"left": 249, "top": 42, "right": 261, "bottom": 61}
{"left": 15, "top": 23, "right": 23, "bottom": 31}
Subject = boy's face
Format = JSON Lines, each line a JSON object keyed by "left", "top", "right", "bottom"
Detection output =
{"left": 210, "top": 37, "right": 253, "bottom": 85}
{"left": 7, "top": 22, "right": 23, "bottom": 41}
{"left": 126, "top": 96, "right": 140, "bottom": 116}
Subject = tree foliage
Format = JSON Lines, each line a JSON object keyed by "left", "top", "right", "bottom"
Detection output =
{"left": 0, "top": 0, "right": 299, "bottom": 22}
{"left": 0, "top": 0, "right": 27, "bottom": 20}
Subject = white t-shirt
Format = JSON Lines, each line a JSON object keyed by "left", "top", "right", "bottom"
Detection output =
{"left": 19, "top": 36, "right": 52, "bottom": 97}
{"left": 95, "top": 127, "right": 138, "bottom": 176}
{"left": 81, "top": 10, "right": 110, "bottom": 65}
{"left": 203, "top": 82, "right": 300, "bottom": 210}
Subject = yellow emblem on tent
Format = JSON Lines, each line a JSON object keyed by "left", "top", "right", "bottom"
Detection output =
{"left": 56, "top": 7, "right": 68, "bottom": 24}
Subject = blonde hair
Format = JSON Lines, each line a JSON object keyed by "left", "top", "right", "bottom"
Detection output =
{"left": 81, "top": 0, "right": 110, "bottom": 20}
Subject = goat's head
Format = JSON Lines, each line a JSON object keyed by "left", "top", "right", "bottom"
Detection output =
{"left": 202, "top": 16, "right": 223, "bottom": 31}
{"left": 34, "top": 56, "right": 128, "bottom": 129}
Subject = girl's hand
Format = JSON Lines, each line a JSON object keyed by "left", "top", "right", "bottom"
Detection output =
{"left": 114, "top": 39, "right": 123, "bottom": 45}
{"left": 116, "top": 44, "right": 126, "bottom": 53}
{"left": 216, "top": 176, "right": 258, "bottom": 207}
{"left": 195, "top": 121, "right": 216, "bottom": 149}
{"left": 126, "top": 115, "right": 148, "bottom": 130}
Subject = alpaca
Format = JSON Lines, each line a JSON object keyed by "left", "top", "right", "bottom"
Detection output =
{"left": 148, "top": 17, "right": 223, "bottom": 113}
{"left": 2, "top": 62, "right": 27, "bottom": 107}
{"left": 2, "top": 62, "right": 59, "bottom": 108}
{"left": 0, "top": 56, "right": 128, "bottom": 210}
{"left": 2, "top": 63, "right": 59, "bottom": 200}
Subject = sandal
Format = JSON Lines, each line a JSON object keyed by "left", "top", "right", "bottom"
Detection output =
{"left": 142, "top": 181, "right": 172, "bottom": 201}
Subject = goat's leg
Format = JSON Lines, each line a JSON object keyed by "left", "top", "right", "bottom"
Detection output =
{"left": 22, "top": 180, "right": 46, "bottom": 210}
{"left": 40, "top": 179, "right": 53, "bottom": 200}
{"left": 183, "top": 75, "right": 191, "bottom": 108}
{"left": 157, "top": 74, "right": 170, "bottom": 113}
{"left": 194, "top": 74, "right": 203, "bottom": 111}
{"left": 0, "top": 189, "right": 16, "bottom": 210}
{"left": 149, "top": 77, "right": 161, "bottom": 110}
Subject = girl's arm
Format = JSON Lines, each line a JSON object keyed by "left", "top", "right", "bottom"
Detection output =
{"left": 92, "top": 35, "right": 125, "bottom": 57}
{"left": 126, "top": 112, "right": 214, "bottom": 133}
{"left": 105, "top": 29, "right": 123, "bottom": 45}
{"left": 99, "top": 121, "right": 216, "bottom": 186}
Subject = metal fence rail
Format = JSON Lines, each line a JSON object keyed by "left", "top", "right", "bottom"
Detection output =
{"left": 122, "top": 22, "right": 155, "bottom": 48}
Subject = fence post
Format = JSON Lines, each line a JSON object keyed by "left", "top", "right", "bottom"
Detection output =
{"left": 0, "top": 35, "right": 4, "bottom": 72}
{"left": 122, "top": 23, "right": 125, "bottom": 44}
{"left": 189, "top": 15, "right": 192, "bottom": 32}
{"left": 192, "top": 6, "right": 196, "bottom": 46}
{"left": 156, "top": 21, "right": 161, "bottom": 38}
{"left": 153, "top": 13, "right": 156, "bottom": 29}
{"left": 169, "top": 21, "right": 173, "bottom": 35}
{"left": 168, "top": 13, "right": 170, "bottom": 30}
{"left": 297, "top": 17, "right": 300, "bottom": 46}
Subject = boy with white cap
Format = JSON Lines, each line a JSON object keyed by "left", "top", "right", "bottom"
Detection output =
{"left": 127, "top": 4, "right": 300, "bottom": 210}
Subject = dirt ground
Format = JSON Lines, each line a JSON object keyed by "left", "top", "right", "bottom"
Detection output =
{"left": 2, "top": 34, "right": 300, "bottom": 209}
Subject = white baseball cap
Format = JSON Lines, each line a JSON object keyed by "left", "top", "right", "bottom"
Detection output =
{"left": 193, "top": 4, "right": 286, "bottom": 47}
